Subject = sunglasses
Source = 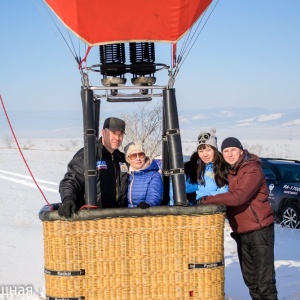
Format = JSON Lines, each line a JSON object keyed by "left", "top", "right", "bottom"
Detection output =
{"left": 128, "top": 152, "right": 145, "bottom": 160}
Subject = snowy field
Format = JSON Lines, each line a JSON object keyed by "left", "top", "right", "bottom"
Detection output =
{"left": 0, "top": 138, "right": 299, "bottom": 299}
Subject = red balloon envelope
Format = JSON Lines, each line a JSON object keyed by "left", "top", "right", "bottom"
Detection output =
{"left": 45, "top": 0, "right": 212, "bottom": 46}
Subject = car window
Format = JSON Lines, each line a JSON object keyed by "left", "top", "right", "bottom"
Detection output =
{"left": 276, "top": 164, "right": 300, "bottom": 182}
{"left": 262, "top": 167, "right": 276, "bottom": 180}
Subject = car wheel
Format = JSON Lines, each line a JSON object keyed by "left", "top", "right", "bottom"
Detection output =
{"left": 281, "top": 203, "right": 300, "bottom": 229}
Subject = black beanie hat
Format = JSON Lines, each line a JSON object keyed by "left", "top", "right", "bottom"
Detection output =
{"left": 221, "top": 137, "right": 243, "bottom": 151}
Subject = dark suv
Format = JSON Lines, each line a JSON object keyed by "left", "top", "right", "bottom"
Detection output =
{"left": 260, "top": 158, "right": 300, "bottom": 229}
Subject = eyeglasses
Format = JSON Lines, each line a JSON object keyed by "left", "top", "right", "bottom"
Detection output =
{"left": 128, "top": 152, "right": 145, "bottom": 160}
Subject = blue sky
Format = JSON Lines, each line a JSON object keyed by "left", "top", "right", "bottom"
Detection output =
{"left": 1, "top": 1, "right": 300, "bottom": 138}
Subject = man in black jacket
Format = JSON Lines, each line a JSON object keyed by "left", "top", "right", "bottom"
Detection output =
{"left": 58, "top": 117, "right": 128, "bottom": 217}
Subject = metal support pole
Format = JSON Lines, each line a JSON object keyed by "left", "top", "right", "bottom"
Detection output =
{"left": 81, "top": 88, "right": 97, "bottom": 207}
{"left": 161, "top": 102, "right": 170, "bottom": 205}
{"left": 163, "top": 88, "right": 188, "bottom": 206}
{"left": 94, "top": 97, "right": 101, "bottom": 141}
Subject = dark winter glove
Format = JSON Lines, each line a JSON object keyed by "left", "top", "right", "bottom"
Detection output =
{"left": 230, "top": 232, "right": 240, "bottom": 242}
{"left": 137, "top": 202, "right": 150, "bottom": 209}
{"left": 196, "top": 196, "right": 206, "bottom": 205}
{"left": 186, "top": 192, "right": 196, "bottom": 201}
{"left": 58, "top": 198, "right": 77, "bottom": 218}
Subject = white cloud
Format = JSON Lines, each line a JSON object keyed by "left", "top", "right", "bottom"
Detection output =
{"left": 220, "top": 110, "right": 238, "bottom": 117}
{"left": 179, "top": 116, "right": 190, "bottom": 123}
{"left": 191, "top": 114, "right": 206, "bottom": 120}
{"left": 282, "top": 119, "right": 300, "bottom": 126}
{"left": 235, "top": 122, "right": 256, "bottom": 127}
{"left": 256, "top": 113, "right": 283, "bottom": 122}
{"left": 179, "top": 114, "right": 206, "bottom": 123}
{"left": 236, "top": 113, "right": 283, "bottom": 125}
{"left": 237, "top": 117, "right": 256, "bottom": 123}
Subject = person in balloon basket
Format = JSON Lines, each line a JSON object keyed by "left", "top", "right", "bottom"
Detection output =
{"left": 199, "top": 137, "right": 278, "bottom": 300}
{"left": 58, "top": 117, "right": 128, "bottom": 218}
{"left": 169, "top": 128, "right": 228, "bottom": 206}
{"left": 124, "top": 142, "right": 163, "bottom": 209}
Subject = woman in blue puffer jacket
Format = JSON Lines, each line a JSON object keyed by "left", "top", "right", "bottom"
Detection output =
{"left": 169, "top": 128, "right": 228, "bottom": 205}
{"left": 124, "top": 142, "right": 163, "bottom": 208}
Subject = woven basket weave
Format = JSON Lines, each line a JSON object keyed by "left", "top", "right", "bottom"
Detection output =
{"left": 40, "top": 205, "right": 226, "bottom": 300}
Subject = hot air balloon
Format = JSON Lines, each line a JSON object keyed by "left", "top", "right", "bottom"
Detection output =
{"left": 39, "top": 1, "right": 226, "bottom": 299}
{"left": 43, "top": 0, "right": 213, "bottom": 207}
{"left": 45, "top": 0, "right": 212, "bottom": 45}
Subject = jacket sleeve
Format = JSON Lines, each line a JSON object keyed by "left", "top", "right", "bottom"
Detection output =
{"left": 168, "top": 180, "right": 174, "bottom": 206}
{"left": 145, "top": 172, "right": 163, "bottom": 206}
{"left": 186, "top": 178, "right": 198, "bottom": 193}
{"left": 214, "top": 184, "right": 229, "bottom": 195}
{"left": 59, "top": 148, "right": 85, "bottom": 205}
{"left": 168, "top": 176, "right": 198, "bottom": 205}
{"left": 196, "top": 184, "right": 228, "bottom": 199}
{"left": 203, "top": 165, "right": 264, "bottom": 207}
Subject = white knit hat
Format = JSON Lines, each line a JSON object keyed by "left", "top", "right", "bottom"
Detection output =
{"left": 124, "top": 142, "right": 144, "bottom": 162}
{"left": 197, "top": 128, "right": 218, "bottom": 149}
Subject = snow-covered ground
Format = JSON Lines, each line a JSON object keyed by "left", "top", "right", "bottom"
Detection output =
{"left": 0, "top": 139, "right": 299, "bottom": 299}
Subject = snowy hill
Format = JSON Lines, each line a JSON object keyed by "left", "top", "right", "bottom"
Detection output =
{"left": 1, "top": 107, "right": 300, "bottom": 141}
{"left": 0, "top": 140, "right": 299, "bottom": 299}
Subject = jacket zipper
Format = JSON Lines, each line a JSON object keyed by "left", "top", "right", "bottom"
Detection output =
{"left": 112, "top": 154, "right": 119, "bottom": 207}
{"left": 249, "top": 205, "right": 260, "bottom": 224}
{"left": 129, "top": 173, "right": 134, "bottom": 207}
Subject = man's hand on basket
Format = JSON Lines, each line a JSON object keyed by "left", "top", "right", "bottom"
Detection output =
{"left": 137, "top": 202, "right": 150, "bottom": 209}
{"left": 58, "top": 198, "right": 77, "bottom": 218}
{"left": 196, "top": 196, "right": 207, "bottom": 205}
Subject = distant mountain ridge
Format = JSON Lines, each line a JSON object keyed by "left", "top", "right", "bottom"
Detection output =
{"left": 1, "top": 107, "right": 300, "bottom": 140}
{"left": 178, "top": 107, "right": 300, "bottom": 141}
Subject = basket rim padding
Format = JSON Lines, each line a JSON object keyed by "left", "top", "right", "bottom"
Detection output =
{"left": 39, "top": 203, "right": 226, "bottom": 222}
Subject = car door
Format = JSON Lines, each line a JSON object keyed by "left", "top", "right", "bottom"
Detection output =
{"left": 261, "top": 165, "right": 281, "bottom": 212}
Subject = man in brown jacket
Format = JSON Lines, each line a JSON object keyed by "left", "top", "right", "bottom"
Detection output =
{"left": 200, "top": 137, "right": 278, "bottom": 300}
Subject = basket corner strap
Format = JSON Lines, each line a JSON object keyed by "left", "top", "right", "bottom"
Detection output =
{"left": 188, "top": 260, "right": 224, "bottom": 269}
{"left": 46, "top": 297, "right": 85, "bottom": 300}
{"left": 44, "top": 268, "right": 85, "bottom": 276}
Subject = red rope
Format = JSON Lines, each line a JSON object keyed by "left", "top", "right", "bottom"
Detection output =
{"left": 0, "top": 94, "right": 53, "bottom": 210}
{"left": 172, "top": 43, "right": 177, "bottom": 69}
{"left": 78, "top": 46, "right": 92, "bottom": 70}
{"left": 80, "top": 205, "right": 98, "bottom": 210}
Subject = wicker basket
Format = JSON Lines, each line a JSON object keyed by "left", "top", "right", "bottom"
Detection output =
{"left": 39, "top": 205, "right": 226, "bottom": 300}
